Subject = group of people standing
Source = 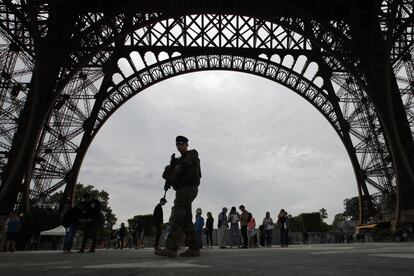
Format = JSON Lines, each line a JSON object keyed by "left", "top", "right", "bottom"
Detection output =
{"left": 115, "top": 217, "right": 145, "bottom": 250}
{"left": 206, "top": 206, "right": 290, "bottom": 249}
{"left": 150, "top": 202, "right": 291, "bottom": 252}
{"left": 216, "top": 205, "right": 252, "bottom": 248}
{"left": 62, "top": 193, "right": 102, "bottom": 254}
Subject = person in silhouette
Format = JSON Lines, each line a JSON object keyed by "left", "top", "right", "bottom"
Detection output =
{"left": 204, "top": 212, "right": 214, "bottom": 248}
{"left": 155, "top": 135, "right": 202, "bottom": 258}
{"left": 62, "top": 205, "right": 80, "bottom": 253}
{"left": 152, "top": 197, "right": 167, "bottom": 250}
{"left": 78, "top": 193, "right": 102, "bottom": 253}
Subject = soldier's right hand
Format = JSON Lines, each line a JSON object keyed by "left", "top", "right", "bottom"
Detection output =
{"left": 164, "top": 183, "right": 171, "bottom": 191}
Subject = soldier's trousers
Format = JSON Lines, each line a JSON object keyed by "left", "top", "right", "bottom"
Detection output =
{"left": 165, "top": 185, "right": 198, "bottom": 251}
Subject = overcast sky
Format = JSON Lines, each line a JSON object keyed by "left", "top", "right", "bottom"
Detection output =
{"left": 78, "top": 71, "right": 357, "bottom": 227}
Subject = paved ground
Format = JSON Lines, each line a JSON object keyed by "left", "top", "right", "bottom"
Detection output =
{"left": 1, "top": 243, "right": 414, "bottom": 275}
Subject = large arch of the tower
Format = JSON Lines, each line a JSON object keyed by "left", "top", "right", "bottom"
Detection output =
{"left": 30, "top": 15, "right": 394, "bottom": 224}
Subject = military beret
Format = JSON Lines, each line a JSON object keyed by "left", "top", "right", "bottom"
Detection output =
{"left": 176, "top": 135, "right": 189, "bottom": 144}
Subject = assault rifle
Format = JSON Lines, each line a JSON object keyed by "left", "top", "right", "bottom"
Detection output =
{"left": 162, "top": 153, "right": 178, "bottom": 192}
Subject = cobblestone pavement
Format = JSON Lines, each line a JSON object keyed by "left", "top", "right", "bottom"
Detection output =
{"left": 1, "top": 243, "right": 413, "bottom": 275}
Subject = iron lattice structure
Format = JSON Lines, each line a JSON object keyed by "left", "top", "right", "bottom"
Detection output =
{"left": 0, "top": 0, "right": 413, "bottom": 224}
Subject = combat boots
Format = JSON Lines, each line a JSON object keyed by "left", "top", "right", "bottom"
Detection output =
{"left": 179, "top": 249, "right": 200, "bottom": 257}
{"left": 154, "top": 248, "right": 177, "bottom": 258}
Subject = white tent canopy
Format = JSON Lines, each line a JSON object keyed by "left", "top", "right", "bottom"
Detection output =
{"left": 40, "top": 225, "right": 66, "bottom": 236}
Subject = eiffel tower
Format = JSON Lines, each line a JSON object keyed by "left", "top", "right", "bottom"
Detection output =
{"left": 0, "top": 0, "right": 413, "bottom": 226}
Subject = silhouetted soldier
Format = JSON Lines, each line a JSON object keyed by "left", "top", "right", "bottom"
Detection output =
{"left": 152, "top": 197, "right": 167, "bottom": 250}
{"left": 155, "top": 135, "right": 202, "bottom": 258}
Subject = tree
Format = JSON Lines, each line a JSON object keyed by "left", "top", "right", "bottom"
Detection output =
{"left": 319, "top": 208, "right": 328, "bottom": 220}
{"left": 332, "top": 213, "right": 346, "bottom": 230}
{"left": 288, "top": 212, "right": 324, "bottom": 232}
{"left": 343, "top": 196, "right": 360, "bottom": 221}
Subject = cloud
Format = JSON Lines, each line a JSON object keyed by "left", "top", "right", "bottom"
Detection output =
{"left": 79, "top": 71, "right": 357, "bottom": 225}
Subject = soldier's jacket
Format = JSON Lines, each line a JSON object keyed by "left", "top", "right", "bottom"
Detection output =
{"left": 169, "top": 149, "right": 201, "bottom": 189}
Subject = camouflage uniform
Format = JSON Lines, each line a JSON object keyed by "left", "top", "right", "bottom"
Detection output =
{"left": 165, "top": 149, "right": 201, "bottom": 251}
